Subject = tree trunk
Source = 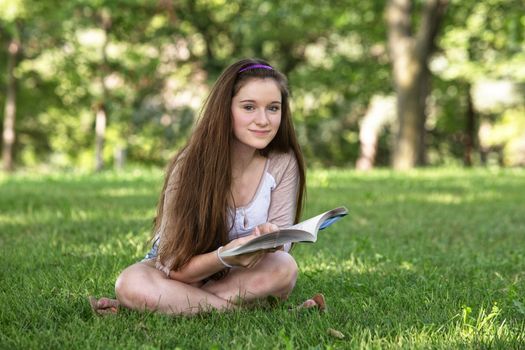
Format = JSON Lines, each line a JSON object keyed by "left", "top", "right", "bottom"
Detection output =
{"left": 95, "top": 103, "right": 107, "bottom": 171}
{"left": 387, "top": 0, "right": 448, "bottom": 169}
{"left": 392, "top": 62, "right": 429, "bottom": 169}
{"left": 2, "top": 37, "right": 21, "bottom": 172}
{"left": 94, "top": 9, "right": 111, "bottom": 172}
{"left": 356, "top": 95, "right": 396, "bottom": 170}
{"left": 463, "top": 83, "right": 476, "bottom": 167}
{"left": 114, "top": 146, "right": 126, "bottom": 170}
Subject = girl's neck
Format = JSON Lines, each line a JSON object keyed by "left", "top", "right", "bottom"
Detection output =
{"left": 231, "top": 141, "right": 261, "bottom": 176}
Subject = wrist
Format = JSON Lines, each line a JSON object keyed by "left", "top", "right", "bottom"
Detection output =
{"left": 216, "top": 246, "right": 233, "bottom": 268}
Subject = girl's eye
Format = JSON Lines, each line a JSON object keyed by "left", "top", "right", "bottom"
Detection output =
{"left": 268, "top": 106, "right": 280, "bottom": 112}
{"left": 243, "top": 105, "right": 255, "bottom": 111}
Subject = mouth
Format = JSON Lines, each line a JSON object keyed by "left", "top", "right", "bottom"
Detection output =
{"left": 249, "top": 130, "right": 272, "bottom": 136}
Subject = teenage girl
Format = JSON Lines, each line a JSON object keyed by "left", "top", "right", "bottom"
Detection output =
{"left": 91, "top": 58, "right": 324, "bottom": 315}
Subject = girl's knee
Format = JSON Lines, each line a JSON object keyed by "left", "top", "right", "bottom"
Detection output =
{"left": 266, "top": 252, "right": 298, "bottom": 296}
{"left": 114, "top": 264, "right": 159, "bottom": 310}
{"left": 280, "top": 252, "right": 299, "bottom": 294}
{"left": 114, "top": 266, "right": 138, "bottom": 307}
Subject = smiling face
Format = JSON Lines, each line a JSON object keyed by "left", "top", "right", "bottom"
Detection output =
{"left": 231, "top": 78, "right": 282, "bottom": 152}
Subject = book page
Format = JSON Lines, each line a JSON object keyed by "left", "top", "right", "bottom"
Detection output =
{"left": 286, "top": 212, "right": 328, "bottom": 235}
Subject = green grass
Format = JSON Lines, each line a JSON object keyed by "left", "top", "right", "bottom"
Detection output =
{"left": 1, "top": 167, "right": 525, "bottom": 349}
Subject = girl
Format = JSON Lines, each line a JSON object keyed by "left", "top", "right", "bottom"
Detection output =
{"left": 91, "top": 58, "right": 323, "bottom": 315}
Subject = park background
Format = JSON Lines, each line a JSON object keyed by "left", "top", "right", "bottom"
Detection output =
{"left": 1, "top": 0, "right": 525, "bottom": 349}
{"left": 1, "top": 0, "right": 524, "bottom": 171}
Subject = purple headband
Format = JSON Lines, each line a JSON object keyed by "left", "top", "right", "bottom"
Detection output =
{"left": 239, "top": 64, "right": 273, "bottom": 73}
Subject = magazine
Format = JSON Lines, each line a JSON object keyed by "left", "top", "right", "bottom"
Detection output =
{"left": 219, "top": 206, "right": 348, "bottom": 257}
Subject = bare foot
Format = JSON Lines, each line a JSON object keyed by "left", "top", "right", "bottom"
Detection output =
{"left": 291, "top": 293, "right": 327, "bottom": 312}
{"left": 89, "top": 296, "right": 120, "bottom": 315}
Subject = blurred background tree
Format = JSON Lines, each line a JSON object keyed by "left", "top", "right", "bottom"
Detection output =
{"left": 386, "top": 0, "right": 448, "bottom": 170}
{"left": 0, "top": 0, "right": 523, "bottom": 171}
{"left": 431, "top": 0, "right": 525, "bottom": 167}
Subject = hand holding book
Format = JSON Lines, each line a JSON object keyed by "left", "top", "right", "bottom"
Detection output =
{"left": 220, "top": 207, "right": 348, "bottom": 258}
{"left": 220, "top": 222, "right": 283, "bottom": 268}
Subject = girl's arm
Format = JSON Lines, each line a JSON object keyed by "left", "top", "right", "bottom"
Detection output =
{"left": 267, "top": 151, "right": 300, "bottom": 228}
{"left": 167, "top": 226, "right": 276, "bottom": 283}
{"left": 167, "top": 250, "right": 225, "bottom": 284}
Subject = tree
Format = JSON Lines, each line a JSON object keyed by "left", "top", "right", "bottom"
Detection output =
{"left": 1, "top": 25, "right": 20, "bottom": 172}
{"left": 0, "top": 2, "right": 24, "bottom": 171}
{"left": 432, "top": 0, "right": 525, "bottom": 167}
{"left": 356, "top": 95, "right": 396, "bottom": 170}
{"left": 1, "top": 0, "right": 71, "bottom": 171}
{"left": 9, "top": 0, "right": 523, "bottom": 169}
{"left": 53, "top": 0, "right": 168, "bottom": 170}
{"left": 386, "top": 0, "right": 448, "bottom": 169}
{"left": 94, "top": 8, "right": 111, "bottom": 172}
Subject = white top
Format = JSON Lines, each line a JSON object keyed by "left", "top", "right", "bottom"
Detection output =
{"left": 228, "top": 160, "right": 275, "bottom": 239}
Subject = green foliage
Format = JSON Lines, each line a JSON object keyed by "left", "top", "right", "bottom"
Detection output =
{"left": 439, "top": 0, "right": 524, "bottom": 80}
{"left": 1, "top": 168, "right": 525, "bottom": 347}
{"left": 0, "top": 0, "right": 524, "bottom": 169}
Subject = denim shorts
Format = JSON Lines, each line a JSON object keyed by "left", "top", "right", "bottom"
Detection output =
{"left": 142, "top": 237, "right": 160, "bottom": 261}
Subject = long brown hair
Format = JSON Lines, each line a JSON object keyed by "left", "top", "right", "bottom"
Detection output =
{"left": 154, "top": 58, "right": 306, "bottom": 271}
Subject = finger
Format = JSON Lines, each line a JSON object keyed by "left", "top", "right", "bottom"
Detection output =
{"left": 265, "top": 222, "right": 277, "bottom": 232}
{"left": 256, "top": 223, "right": 267, "bottom": 235}
{"left": 260, "top": 223, "right": 278, "bottom": 235}
{"left": 259, "top": 223, "right": 269, "bottom": 232}
{"left": 253, "top": 252, "right": 266, "bottom": 266}
{"left": 248, "top": 257, "right": 262, "bottom": 269}
{"left": 246, "top": 253, "right": 263, "bottom": 268}
{"left": 254, "top": 226, "right": 261, "bottom": 236}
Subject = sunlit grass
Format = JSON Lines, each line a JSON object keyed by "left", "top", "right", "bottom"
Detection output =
{"left": 1, "top": 167, "right": 524, "bottom": 348}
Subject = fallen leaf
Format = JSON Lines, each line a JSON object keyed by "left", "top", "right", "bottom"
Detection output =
{"left": 327, "top": 328, "right": 345, "bottom": 339}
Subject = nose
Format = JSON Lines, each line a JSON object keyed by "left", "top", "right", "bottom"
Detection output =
{"left": 254, "top": 108, "right": 270, "bottom": 126}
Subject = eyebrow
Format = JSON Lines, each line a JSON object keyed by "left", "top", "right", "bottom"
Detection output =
{"left": 239, "top": 99, "right": 281, "bottom": 104}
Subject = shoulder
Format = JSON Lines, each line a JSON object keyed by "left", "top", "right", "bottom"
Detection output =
{"left": 268, "top": 149, "right": 297, "bottom": 166}
{"left": 267, "top": 150, "right": 299, "bottom": 183}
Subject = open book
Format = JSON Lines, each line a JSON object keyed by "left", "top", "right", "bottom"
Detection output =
{"left": 219, "top": 206, "right": 348, "bottom": 258}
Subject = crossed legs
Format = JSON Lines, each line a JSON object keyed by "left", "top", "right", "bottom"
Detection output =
{"left": 112, "top": 251, "right": 298, "bottom": 315}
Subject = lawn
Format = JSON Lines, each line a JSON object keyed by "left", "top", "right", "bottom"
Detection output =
{"left": 1, "top": 167, "right": 524, "bottom": 349}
